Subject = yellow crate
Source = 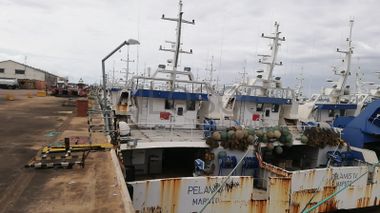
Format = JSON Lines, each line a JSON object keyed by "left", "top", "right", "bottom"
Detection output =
{"left": 36, "top": 90, "right": 47, "bottom": 97}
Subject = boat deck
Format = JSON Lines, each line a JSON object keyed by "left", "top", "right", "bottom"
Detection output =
{"left": 131, "top": 128, "right": 205, "bottom": 142}
{"left": 122, "top": 128, "right": 208, "bottom": 150}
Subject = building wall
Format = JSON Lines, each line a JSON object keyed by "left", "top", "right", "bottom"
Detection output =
{"left": 45, "top": 73, "right": 58, "bottom": 88}
{"left": 0, "top": 60, "right": 45, "bottom": 81}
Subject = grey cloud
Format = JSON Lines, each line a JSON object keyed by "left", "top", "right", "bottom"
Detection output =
{"left": 1, "top": 0, "right": 380, "bottom": 96}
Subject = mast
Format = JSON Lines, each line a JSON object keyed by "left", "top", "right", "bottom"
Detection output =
{"left": 355, "top": 57, "right": 363, "bottom": 94}
{"left": 239, "top": 59, "right": 248, "bottom": 85}
{"left": 295, "top": 70, "right": 304, "bottom": 99}
{"left": 160, "top": 0, "right": 195, "bottom": 91}
{"left": 112, "top": 62, "right": 115, "bottom": 87}
{"left": 258, "top": 22, "right": 285, "bottom": 82}
{"left": 205, "top": 56, "right": 216, "bottom": 87}
{"left": 336, "top": 19, "right": 354, "bottom": 99}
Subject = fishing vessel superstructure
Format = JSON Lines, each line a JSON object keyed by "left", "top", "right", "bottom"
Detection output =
{"left": 204, "top": 22, "right": 298, "bottom": 129}
{"left": 298, "top": 20, "right": 375, "bottom": 124}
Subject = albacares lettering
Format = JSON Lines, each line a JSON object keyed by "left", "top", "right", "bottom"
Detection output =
{"left": 331, "top": 171, "right": 360, "bottom": 188}
{"left": 332, "top": 172, "right": 358, "bottom": 180}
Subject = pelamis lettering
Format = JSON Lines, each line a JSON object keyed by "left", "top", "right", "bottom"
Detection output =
{"left": 187, "top": 184, "right": 220, "bottom": 195}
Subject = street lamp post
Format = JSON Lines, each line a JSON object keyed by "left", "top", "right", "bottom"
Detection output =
{"left": 101, "top": 39, "right": 140, "bottom": 135}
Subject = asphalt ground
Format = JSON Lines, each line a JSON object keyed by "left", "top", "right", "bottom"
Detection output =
{"left": 0, "top": 89, "right": 124, "bottom": 213}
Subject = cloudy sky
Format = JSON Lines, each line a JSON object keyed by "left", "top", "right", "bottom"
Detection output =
{"left": 1, "top": 0, "right": 380, "bottom": 95}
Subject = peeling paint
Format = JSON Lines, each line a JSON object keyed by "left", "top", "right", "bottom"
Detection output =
{"left": 129, "top": 176, "right": 254, "bottom": 212}
{"left": 250, "top": 200, "right": 267, "bottom": 212}
{"left": 128, "top": 165, "right": 380, "bottom": 212}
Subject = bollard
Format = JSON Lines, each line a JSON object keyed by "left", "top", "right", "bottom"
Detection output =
{"left": 64, "top": 137, "right": 70, "bottom": 151}
{"left": 5, "top": 94, "right": 15, "bottom": 101}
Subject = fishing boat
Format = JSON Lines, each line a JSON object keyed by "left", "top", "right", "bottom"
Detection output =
{"left": 215, "top": 21, "right": 298, "bottom": 129}
{"left": 104, "top": 3, "right": 380, "bottom": 212}
{"left": 298, "top": 20, "right": 380, "bottom": 128}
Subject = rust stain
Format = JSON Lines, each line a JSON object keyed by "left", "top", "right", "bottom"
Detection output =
{"left": 159, "top": 178, "right": 181, "bottom": 212}
{"left": 172, "top": 178, "right": 181, "bottom": 213}
{"left": 355, "top": 183, "right": 374, "bottom": 208}
{"left": 325, "top": 168, "right": 335, "bottom": 187}
{"left": 250, "top": 200, "right": 267, "bottom": 213}
{"left": 256, "top": 152, "right": 291, "bottom": 177}
{"left": 318, "top": 186, "right": 337, "bottom": 213}
{"left": 261, "top": 161, "right": 291, "bottom": 177}
{"left": 291, "top": 202, "right": 300, "bottom": 213}
{"left": 291, "top": 189, "right": 320, "bottom": 213}
{"left": 358, "top": 197, "right": 370, "bottom": 208}
{"left": 294, "top": 188, "right": 318, "bottom": 194}
{"left": 141, "top": 206, "right": 162, "bottom": 213}
{"left": 268, "top": 177, "right": 291, "bottom": 213}
{"left": 144, "top": 181, "right": 151, "bottom": 205}
{"left": 159, "top": 180, "right": 165, "bottom": 209}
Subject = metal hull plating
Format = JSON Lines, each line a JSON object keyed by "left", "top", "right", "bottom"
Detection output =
{"left": 128, "top": 165, "right": 380, "bottom": 213}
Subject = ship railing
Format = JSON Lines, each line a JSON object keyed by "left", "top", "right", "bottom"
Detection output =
{"left": 131, "top": 120, "right": 207, "bottom": 142}
{"left": 133, "top": 121, "right": 307, "bottom": 133}
{"left": 239, "top": 118, "right": 283, "bottom": 129}
{"left": 236, "top": 84, "right": 295, "bottom": 100}
{"left": 130, "top": 120, "right": 349, "bottom": 143}
{"left": 130, "top": 75, "right": 210, "bottom": 94}
{"left": 315, "top": 94, "right": 358, "bottom": 104}
{"left": 131, "top": 119, "right": 280, "bottom": 142}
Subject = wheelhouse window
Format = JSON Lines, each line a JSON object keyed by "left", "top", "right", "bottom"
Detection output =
{"left": 265, "top": 109, "right": 270, "bottom": 117}
{"left": 15, "top": 69, "right": 25, "bottom": 74}
{"left": 177, "top": 107, "right": 184, "bottom": 116}
{"left": 328, "top": 110, "right": 335, "bottom": 117}
{"left": 165, "top": 99, "right": 174, "bottom": 109}
{"left": 339, "top": 109, "right": 345, "bottom": 116}
{"left": 256, "top": 103, "right": 263, "bottom": 112}
{"left": 0, "top": 68, "right": 4, "bottom": 73}
{"left": 272, "top": 104, "right": 279, "bottom": 113}
{"left": 186, "top": 100, "right": 196, "bottom": 111}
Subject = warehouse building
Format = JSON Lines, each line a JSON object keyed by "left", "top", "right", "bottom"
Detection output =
{"left": 0, "top": 60, "right": 60, "bottom": 89}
